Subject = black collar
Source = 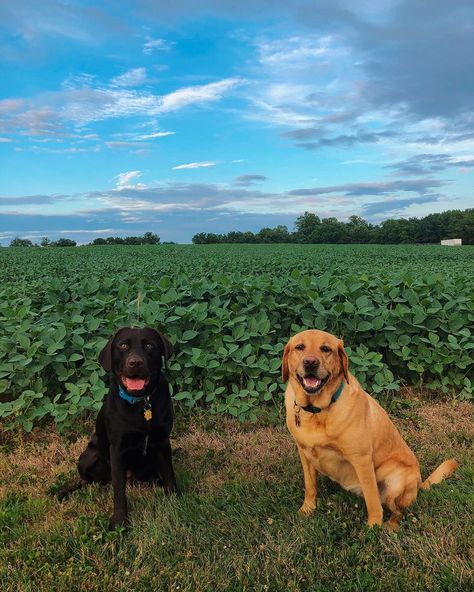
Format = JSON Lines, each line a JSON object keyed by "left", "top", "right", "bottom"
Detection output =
{"left": 294, "top": 380, "right": 345, "bottom": 415}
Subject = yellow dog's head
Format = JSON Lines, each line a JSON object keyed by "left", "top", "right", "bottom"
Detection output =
{"left": 282, "top": 329, "right": 349, "bottom": 396}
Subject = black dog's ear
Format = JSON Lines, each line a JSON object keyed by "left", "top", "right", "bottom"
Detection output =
{"left": 149, "top": 329, "right": 174, "bottom": 368}
{"left": 98, "top": 328, "right": 127, "bottom": 372}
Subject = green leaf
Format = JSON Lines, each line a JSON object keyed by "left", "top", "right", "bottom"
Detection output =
{"left": 69, "top": 353, "right": 83, "bottom": 362}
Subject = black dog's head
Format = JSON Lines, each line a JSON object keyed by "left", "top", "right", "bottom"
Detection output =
{"left": 99, "top": 327, "right": 173, "bottom": 394}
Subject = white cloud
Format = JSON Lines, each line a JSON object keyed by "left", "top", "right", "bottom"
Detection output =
{"left": 0, "top": 137, "right": 12, "bottom": 142}
{"left": 137, "top": 131, "right": 175, "bottom": 140}
{"left": 159, "top": 78, "right": 243, "bottom": 113}
{"left": 110, "top": 68, "right": 147, "bottom": 88}
{"left": 57, "top": 228, "right": 117, "bottom": 235}
{"left": 114, "top": 170, "right": 147, "bottom": 190}
{"left": 172, "top": 161, "right": 217, "bottom": 170}
{"left": 142, "top": 37, "right": 170, "bottom": 55}
{"left": 257, "top": 36, "right": 333, "bottom": 67}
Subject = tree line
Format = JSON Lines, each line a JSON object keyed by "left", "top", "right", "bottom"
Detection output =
{"left": 7, "top": 232, "right": 161, "bottom": 247}
{"left": 192, "top": 208, "right": 474, "bottom": 245}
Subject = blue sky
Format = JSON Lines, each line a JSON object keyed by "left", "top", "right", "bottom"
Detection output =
{"left": 1, "top": 0, "right": 473, "bottom": 243}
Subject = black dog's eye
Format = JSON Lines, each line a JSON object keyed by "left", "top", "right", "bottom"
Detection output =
{"left": 295, "top": 343, "right": 305, "bottom": 351}
{"left": 119, "top": 343, "right": 129, "bottom": 351}
{"left": 321, "top": 345, "right": 332, "bottom": 353}
{"left": 144, "top": 343, "right": 154, "bottom": 351}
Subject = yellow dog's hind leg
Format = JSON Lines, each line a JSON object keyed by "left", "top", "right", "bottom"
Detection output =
{"left": 385, "top": 478, "right": 419, "bottom": 531}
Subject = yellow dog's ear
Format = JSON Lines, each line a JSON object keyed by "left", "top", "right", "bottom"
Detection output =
{"left": 282, "top": 341, "right": 291, "bottom": 383}
{"left": 338, "top": 340, "right": 349, "bottom": 383}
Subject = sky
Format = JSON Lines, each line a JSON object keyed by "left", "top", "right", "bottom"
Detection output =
{"left": 1, "top": 0, "right": 473, "bottom": 244}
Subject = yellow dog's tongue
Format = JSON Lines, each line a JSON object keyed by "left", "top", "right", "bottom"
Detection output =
{"left": 122, "top": 377, "right": 146, "bottom": 391}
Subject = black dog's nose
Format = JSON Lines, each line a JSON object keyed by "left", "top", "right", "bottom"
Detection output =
{"left": 127, "top": 356, "right": 144, "bottom": 368}
{"left": 303, "top": 357, "right": 319, "bottom": 368}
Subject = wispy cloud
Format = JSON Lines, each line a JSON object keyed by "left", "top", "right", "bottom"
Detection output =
{"left": 142, "top": 37, "right": 170, "bottom": 55}
{"left": 257, "top": 35, "right": 333, "bottom": 67}
{"left": 233, "top": 174, "right": 267, "bottom": 186}
{"left": 293, "top": 130, "right": 398, "bottom": 151}
{"left": 172, "top": 161, "right": 217, "bottom": 170}
{"left": 361, "top": 195, "right": 440, "bottom": 218}
{"left": 110, "top": 67, "right": 147, "bottom": 87}
{"left": 159, "top": 78, "right": 243, "bottom": 113}
{"left": 386, "top": 153, "right": 474, "bottom": 176}
{"left": 289, "top": 178, "right": 446, "bottom": 197}
{"left": 136, "top": 131, "right": 175, "bottom": 140}
{"left": 114, "top": 170, "right": 146, "bottom": 190}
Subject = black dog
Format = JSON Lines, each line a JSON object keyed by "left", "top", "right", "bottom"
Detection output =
{"left": 58, "top": 327, "right": 178, "bottom": 528}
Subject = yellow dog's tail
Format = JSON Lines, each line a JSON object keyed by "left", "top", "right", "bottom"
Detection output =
{"left": 421, "top": 459, "right": 458, "bottom": 490}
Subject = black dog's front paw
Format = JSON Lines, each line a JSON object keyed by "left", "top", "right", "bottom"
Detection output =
{"left": 109, "top": 513, "right": 128, "bottom": 530}
{"left": 163, "top": 482, "right": 180, "bottom": 496}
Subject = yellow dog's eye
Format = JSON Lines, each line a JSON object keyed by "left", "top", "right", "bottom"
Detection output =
{"left": 295, "top": 343, "right": 305, "bottom": 351}
{"left": 321, "top": 345, "right": 332, "bottom": 353}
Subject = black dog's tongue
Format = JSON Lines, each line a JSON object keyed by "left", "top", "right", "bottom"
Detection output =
{"left": 122, "top": 377, "right": 146, "bottom": 391}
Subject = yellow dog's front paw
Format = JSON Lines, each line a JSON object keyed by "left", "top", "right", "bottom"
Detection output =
{"left": 298, "top": 502, "right": 316, "bottom": 516}
{"left": 367, "top": 514, "right": 383, "bottom": 528}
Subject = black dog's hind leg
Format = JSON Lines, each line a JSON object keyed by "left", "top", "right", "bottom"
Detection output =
{"left": 56, "top": 434, "right": 111, "bottom": 501}
{"left": 109, "top": 444, "right": 128, "bottom": 528}
{"left": 156, "top": 441, "right": 179, "bottom": 495}
{"left": 78, "top": 433, "right": 111, "bottom": 484}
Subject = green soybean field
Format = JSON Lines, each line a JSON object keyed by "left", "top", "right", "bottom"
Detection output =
{"left": 0, "top": 243, "right": 473, "bottom": 431}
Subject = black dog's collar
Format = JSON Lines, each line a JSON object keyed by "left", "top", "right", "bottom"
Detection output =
{"left": 118, "top": 384, "right": 148, "bottom": 404}
{"left": 294, "top": 381, "right": 345, "bottom": 417}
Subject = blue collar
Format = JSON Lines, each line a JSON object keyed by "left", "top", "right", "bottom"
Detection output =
{"left": 118, "top": 384, "right": 148, "bottom": 404}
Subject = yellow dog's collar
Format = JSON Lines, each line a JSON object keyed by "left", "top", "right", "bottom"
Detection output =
{"left": 294, "top": 381, "right": 344, "bottom": 426}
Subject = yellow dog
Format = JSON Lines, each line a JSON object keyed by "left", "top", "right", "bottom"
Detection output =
{"left": 282, "top": 329, "right": 457, "bottom": 529}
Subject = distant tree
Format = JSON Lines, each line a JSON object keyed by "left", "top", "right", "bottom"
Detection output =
{"left": 346, "top": 215, "right": 373, "bottom": 243}
{"left": 91, "top": 238, "right": 107, "bottom": 245}
{"left": 142, "top": 231, "right": 160, "bottom": 244}
{"left": 52, "top": 238, "right": 77, "bottom": 247}
{"left": 192, "top": 233, "right": 207, "bottom": 244}
{"left": 257, "top": 225, "right": 291, "bottom": 243}
{"left": 449, "top": 208, "right": 474, "bottom": 244}
{"left": 226, "top": 231, "right": 249, "bottom": 243}
{"left": 40, "top": 237, "right": 51, "bottom": 247}
{"left": 10, "top": 237, "right": 34, "bottom": 247}
{"left": 192, "top": 232, "right": 222, "bottom": 244}
{"left": 315, "top": 218, "right": 346, "bottom": 243}
{"left": 124, "top": 236, "right": 141, "bottom": 245}
{"left": 294, "top": 212, "right": 321, "bottom": 242}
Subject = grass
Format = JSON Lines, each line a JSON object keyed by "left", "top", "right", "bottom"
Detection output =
{"left": 0, "top": 398, "right": 473, "bottom": 592}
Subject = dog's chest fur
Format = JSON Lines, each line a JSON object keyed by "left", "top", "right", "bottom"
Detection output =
{"left": 285, "top": 386, "right": 362, "bottom": 494}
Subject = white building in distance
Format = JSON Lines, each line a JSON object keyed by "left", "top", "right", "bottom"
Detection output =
{"left": 441, "top": 238, "right": 462, "bottom": 246}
